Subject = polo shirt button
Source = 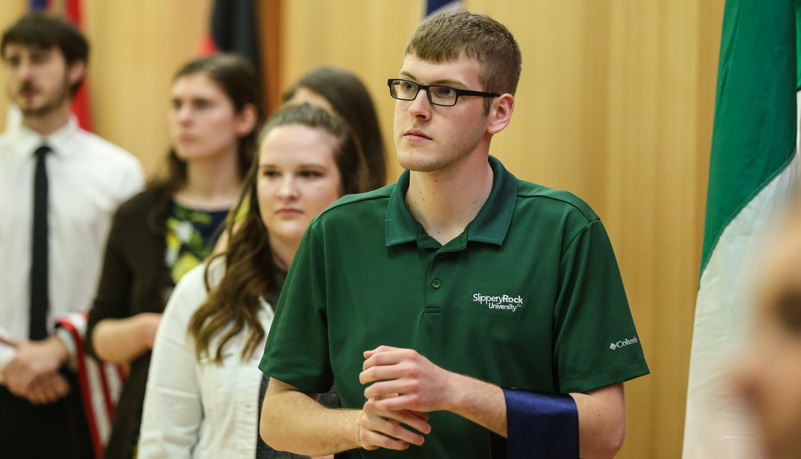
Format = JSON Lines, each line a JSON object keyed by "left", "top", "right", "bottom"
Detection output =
{"left": 431, "top": 278, "right": 442, "bottom": 289}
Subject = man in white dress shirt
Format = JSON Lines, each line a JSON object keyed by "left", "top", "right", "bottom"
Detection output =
{"left": 0, "top": 13, "right": 143, "bottom": 457}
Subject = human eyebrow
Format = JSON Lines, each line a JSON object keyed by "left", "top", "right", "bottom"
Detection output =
{"left": 399, "top": 70, "right": 417, "bottom": 81}
{"left": 297, "top": 164, "right": 328, "bottom": 171}
{"left": 398, "top": 71, "right": 467, "bottom": 88}
{"left": 432, "top": 78, "right": 467, "bottom": 87}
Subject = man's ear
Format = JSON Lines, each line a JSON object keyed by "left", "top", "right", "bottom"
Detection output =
{"left": 487, "top": 93, "right": 515, "bottom": 135}
{"left": 67, "top": 60, "right": 86, "bottom": 88}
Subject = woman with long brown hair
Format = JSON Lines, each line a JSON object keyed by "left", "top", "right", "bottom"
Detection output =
{"left": 138, "top": 103, "right": 371, "bottom": 458}
{"left": 85, "top": 53, "right": 263, "bottom": 458}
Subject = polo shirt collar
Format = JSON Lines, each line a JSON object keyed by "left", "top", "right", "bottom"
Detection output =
{"left": 385, "top": 155, "right": 518, "bottom": 247}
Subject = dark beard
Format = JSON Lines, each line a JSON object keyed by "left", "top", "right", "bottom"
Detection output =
{"left": 17, "top": 77, "right": 72, "bottom": 119}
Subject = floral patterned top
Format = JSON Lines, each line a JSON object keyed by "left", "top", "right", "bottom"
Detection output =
{"left": 164, "top": 201, "right": 229, "bottom": 285}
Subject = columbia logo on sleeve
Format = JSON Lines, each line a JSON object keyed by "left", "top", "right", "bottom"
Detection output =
{"left": 609, "top": 336, "right": 639, "bottom": 350}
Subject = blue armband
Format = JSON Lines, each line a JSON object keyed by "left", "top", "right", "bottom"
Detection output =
{"left": 503, "top": 388, "right": 578, "bottom": 458}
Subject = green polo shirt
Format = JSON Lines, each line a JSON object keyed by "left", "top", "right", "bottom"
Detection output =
{"left": 260, "top": 156, "right": 648, "bottom": 458}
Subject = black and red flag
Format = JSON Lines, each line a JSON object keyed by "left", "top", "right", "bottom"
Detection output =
{"left": 199, "top": 0, "right": 262, "bottom": 76}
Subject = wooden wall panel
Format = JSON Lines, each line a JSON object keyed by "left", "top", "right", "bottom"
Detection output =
{"left": 88, "top": 1, "right": 212, "bottom": 177}
{"left": 257, "top": 0, "right": 283, "bottom": 113}
{"left": 280, "top": 0, "right": 422, "bottom": 183}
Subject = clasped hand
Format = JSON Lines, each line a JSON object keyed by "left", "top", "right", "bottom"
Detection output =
{"left": 357, "top": 345, "right": 453, "bottom": 451}
{"left": 2, "top": 337, "right": 70, "bottom": 404}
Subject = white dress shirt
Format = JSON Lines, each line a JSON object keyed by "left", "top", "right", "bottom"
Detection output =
{"left": 138, "top": 261, "right": 274, "bottom": 459}
{"left": 0, "top": 117, "right": 144, "bottom": 376}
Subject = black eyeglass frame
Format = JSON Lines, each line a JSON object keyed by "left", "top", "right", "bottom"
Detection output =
{"left": 387, "top": 78, "right": 501, "bottom": 107}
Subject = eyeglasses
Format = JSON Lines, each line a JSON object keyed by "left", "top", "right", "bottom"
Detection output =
{"left": 387, "top": 78, "right": 500, "bottom": 107}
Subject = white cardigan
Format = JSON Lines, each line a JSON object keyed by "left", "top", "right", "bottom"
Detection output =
{"left": 138, "top": 262, "right": 274, "bottom": 458}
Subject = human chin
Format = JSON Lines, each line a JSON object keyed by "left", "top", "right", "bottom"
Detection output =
{"left": 20, "top": 100, "right": 60, "bottom": 118}
{"left": 396, "top": 149, "right": 442, "bottom": 173}
{"left": 24, "top": 82, "right": 70, "bottom": 115}
{"left": 172, "top": 145, "right": 193, "bottom": 160}
{"left": 268, "top": 221, "right": 305, "bottom": 246}
{"left": 18, "top": 92, "right": 64, "bottom": 117}
{"left": 173, "top": 142, "right": 209, "bottom": 161}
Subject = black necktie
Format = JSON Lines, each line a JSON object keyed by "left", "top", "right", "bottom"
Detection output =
{"left": 29, "top": 144, "right": 51, "bottom": 340}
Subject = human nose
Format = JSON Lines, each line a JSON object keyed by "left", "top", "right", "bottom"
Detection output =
{"left": 15, "top": 58, "right": 35, "bottom": 80}
{"left": 277, "top": 175, "right": 299, "bottom": 199}
{"left": 174, "top": 104, "right": 193, "bottom": 124}
{"left": 408, "top": 86, "right": 432, "bottom": 119}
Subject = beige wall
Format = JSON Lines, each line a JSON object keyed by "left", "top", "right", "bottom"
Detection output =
{"left": 0, "top": 1, "right": 725, "bottom": 457}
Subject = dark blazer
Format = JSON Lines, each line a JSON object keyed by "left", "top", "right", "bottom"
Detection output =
{"left": 86, "top": 186, "right": 173, "bottom": 459}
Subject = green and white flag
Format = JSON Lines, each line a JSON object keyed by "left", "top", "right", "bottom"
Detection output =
{"left": 683, "top": 0, "right": 800, "bottom": 457}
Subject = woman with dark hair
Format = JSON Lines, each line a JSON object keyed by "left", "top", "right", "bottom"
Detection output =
{"left": 85, "top": 53, "right": 263, "bottom": 458}
{"left": 138, "top": 103, "right": 371, "bottom": 458}
{"left": 284, "top": 66, "right": 387, "bottom": 189}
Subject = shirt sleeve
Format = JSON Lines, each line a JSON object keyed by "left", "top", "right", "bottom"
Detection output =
{"left": 54, "top": 322, "right": 78, "bottom": 371}
{"left": 259, "top": 225, "right": 334, "bottom": 393}
{"left": 116, "top": 157, "right": 145, "bottom": 204}
{"left": 85, "top": 203, "right": 136, "bottom": 361}
{"left": 0, "top": 342, "right": 15, "bottom": 384}
{"left": 138, "top": 266, "right": 206, "bottom": 458}
{"left": 553, "top": 219, "right": 649, "bottom": 393}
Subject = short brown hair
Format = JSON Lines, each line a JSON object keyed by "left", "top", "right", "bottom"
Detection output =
{"left": 1, "top": 13, "right": 89, "bottom": 96}
{"left": 405, "top": 11, "right": 521, "bottom": 112}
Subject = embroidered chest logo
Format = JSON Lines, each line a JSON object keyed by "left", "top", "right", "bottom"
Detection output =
{"left": 472, "top": 293, "right": 524, "bottom": 312}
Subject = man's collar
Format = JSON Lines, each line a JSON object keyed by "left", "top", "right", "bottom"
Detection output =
{"left": 385, "top": 156, "right": 517, "bottom": 247}
{"left": 15, "top": 116, "right": 79, "bottom": 157}
{"left": 46, "top": 116, "right": 80, "bottom": 151}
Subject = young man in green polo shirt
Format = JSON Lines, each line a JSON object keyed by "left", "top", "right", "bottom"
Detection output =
{"left": 259, "top": 11, "right": 649, "bottom": 458}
